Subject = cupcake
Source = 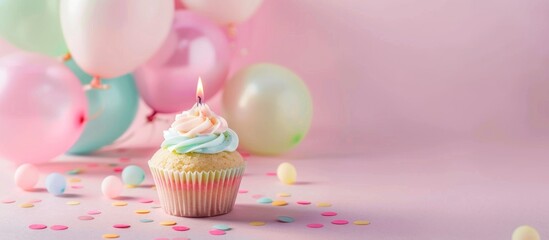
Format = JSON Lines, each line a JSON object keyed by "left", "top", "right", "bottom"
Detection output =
{"left": 149, "top": 100, "right": 244, "bottom": 217}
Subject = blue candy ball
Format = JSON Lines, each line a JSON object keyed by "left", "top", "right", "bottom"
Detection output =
{"left": 121, "top": 165, "right": 145, "bottom": 186}
{"left": 45, "top": 173, "right": 66, "bottom": 196}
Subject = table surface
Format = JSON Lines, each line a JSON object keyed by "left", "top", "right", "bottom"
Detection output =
{"left": 0, "top": 137, "right": 548, "bottom": 240}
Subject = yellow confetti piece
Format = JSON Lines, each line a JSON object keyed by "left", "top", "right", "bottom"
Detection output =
{"left": 249, "top": 221, "right": 266, "bottom": 226}
{"left": 135, "top": 209, "right": 150, "bottom": 214}
{"left": 353, "top": 220, "right": 371, "bottom": 225}
{"left": 112, "top": 201, "right": 128, "bottom": 207}
{"left": 102, "top": 233, "right": 120, "bottom": 239}
{"left": 316, "top": 202, "right": 332, "bottom": 207}
{"left": 69, "top": 178, "right": 81, "bottom": 183}
{"left": 19, "top": 203, "right": 34, "bottom": 208}
{"left": 66, "top": 201, "right": 80, "bottom": 206}
{"left": 125, "top": 185, "right": 137, "bottom": 189}
{"left": 277, "top": 193, "right": 291, "bottom": 197}
{"left": 159, "top": 221, "right": 176, "bottom": 226}
{"left": 272, "top": 200, "right": 288, "bottom": 206}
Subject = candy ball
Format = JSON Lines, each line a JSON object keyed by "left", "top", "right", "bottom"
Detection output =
{"left": 101, "top": 175, "right": 123, "bottom": 199}
{"left": 14, "top": 164, "right": 39, "bottom": 191}
{"left": 277, "top": 162, "right": 297, "bottom": 185}
{"left": 121, "top": 165, "right": 145, "bottom": 186}
{"left": 45, "top": 173, "right": 66, "bottom": 196}
{"left": 512, "top": 225, "right": 540, "bottom": 240}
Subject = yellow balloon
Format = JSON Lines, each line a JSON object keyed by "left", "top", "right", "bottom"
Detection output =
{"left": 222, "top": 63, "right": 313, "bottom": 155}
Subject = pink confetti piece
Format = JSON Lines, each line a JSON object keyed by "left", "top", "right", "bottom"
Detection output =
{"left": 251, "top": 194, "right": 263, "bottom": 199}
{"left": 28, "top": 199, "right": 42, "bottom": 203}
{"left": 172, "top": 226, "right": 190, "bottom": 231}
{"left": 209, "top": 229, "right": 226, "bottom": 235}
{"left": 113, "top": 167, "right": 124, "bottom": 173}
{"left": 28, "top": 224, "right": 47, "bottom": 230}
{"left": 238, "top": 189, "right": 248, "bottom": 194}
{"left": 138, "top": 198, "right": 154, "bottom": 203}
{"left": 331, "top": 220, "right": 349, "bottom": 225}
{"left": 113, "top": 224, "right": 131, "bottom": 229}
{"left": 266, "top": 172, "right": 277, "bottom": 176}
{"left": 297, "top": 201, "right": 311, "bottom": 205}
{"left": 78, "top": 216, "right": 94, "bottom": 220}
{"left": 321, "top": 211, "right": 338, "bottom": 216}
{"left": 2, "top": 199, "right": 15, "bottom": 204}
{"left": 50, "top": 225, "right": 68, "bottom": 231}
{"left": 87, "top": 210, "right": 101, "bottom": 215}
{"left": 306, "top": 223, "right": 324, "bottom": 228}
{"left": 119, "top": 157, "right": 130, "bottom": 163}
{"left": 71, "top": 185, "right": 84, "bottom": 189}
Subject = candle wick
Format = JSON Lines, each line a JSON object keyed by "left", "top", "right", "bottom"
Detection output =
{"left": 198, "top": 96, "right": 202, "bottom": 105}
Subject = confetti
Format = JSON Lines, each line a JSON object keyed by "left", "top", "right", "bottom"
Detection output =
{"left": 135, "top": 209, "right": 150, "bottom": 214}
{"left": 125, "top": 185, "right": 137, "bottom": 189}
{"left": 67, "top": 168, "right": 83, "bottom": 175}
{"left": 249, "top": 221, "right": 266, "bottom": 226}
{"left": 256, "top": 197, "right": 273, "bottom": 204}
{"left": 50, "top": 225, "right": 68, "bottom": 231}
{"left": 172, "top": 226, "right": 190, "bottom": 231}
{"left": 251, "top": 194, "right": 263, "bottom": 199}
{"left": 159, "top": 221, "right": 176, "bottom": 226}
{"left": 113, "top": 167, "right": 124, "bottom": 173}
{"left": 119, "top": 157, "right": 131, "bottom": 163}
{"left": 28, "top": 199, "right": 42, "bottom": 203}
{"left": 297, "top": 201, "right": 311, "bottom": 205}
{"left": 1, "top": 199, "right": 15, "bottom": 204}
{"left": 331, "top": 220, "right": 349, "bottom": 225}
{"left": 238, "top": 189, "right": 248, "bottom": 194}
{"left": 321, "top": 211, "right": 337, "bottom": 216}
{"left": 212, "top": 224, "right": 231, "bottom": 231}
{"left": 140, "top": 219, "right": 154, "bottom": 223}
{"left": 71, "top": 185, "right": 84, "bottom": 189}
{"left": 19, "top": 203, "right": 34, "bottom": 208}
{"left": 87, "top": 163, "right": 99, "bottom": 168}
{"left": 113, "top": 224, "right": 131, "bottom": 229}
{"left": 109, "top": 163, "right": 118, "bottom": 167}
{"left": 102, "top": 233, "right": 120, "bottom": 239}
{"left": 87, "top": 210, "right": 101, "bottom": 215}
{"left": 353, "top": 220, "right": 370, "bottom": 225}
{"left": 272, "top": 200, "right": 288, "bottom": 206}
{"left": 66, "top": 201, "right": 80, "bottom": 206}
{"left": 69, "top": 178, "right": 81, "bottom": 183}
{"left": 277, "top": 193, "right": 291, "bottom": 197}
{"left": 209, "top": 229, "right": 226, "bottom": 235}
{"left": 277, "top": 216, "right": 295, "bottom": 223}
{"left": 307, "top": 223, "right": 324, "bottom": 228}
{"left": 316, "top": 202, "right": 332, "bottom": 207}
{"left": 112, "top": 201, "right": 128, "bottom": 206}
{"left": 138, "top": 198, "right": 154, "bottom": 203}
{"left": 151, "top": 205, "right": 161, "bottom": 209}
{"left": 266, "top": 172, "right": 277, "bottom": 176}
{"left": 78, "top": 216, "right": 94, "bottom": 220}
{"left": 28, "top": 224, "right": 47, "bottom": 230}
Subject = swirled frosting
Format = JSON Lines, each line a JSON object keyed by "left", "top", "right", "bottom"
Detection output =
{"left": 161, "top": 103, "right": 238, "bottom": 154}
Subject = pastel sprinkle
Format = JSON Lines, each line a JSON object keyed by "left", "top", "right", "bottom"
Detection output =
{"left": 113, "top": 167, "right": 124, "bottom": 173}
{"left": 19, "top": 203, "right": 34, "bottom": 208}
{"left": 321, "top": 211, "right": 337, "bottom": 216}
{"left": 125, "top": 185, "right": 137, "bottom": 189}
{"left": 87, "top": 210, "right": 101, "bottom": 215}
{"left": 78, "top": 216, "right": 94, "bottom": 220}
{"left": 28, "top": 199, "right": 42, "bottom": 203}
{"left": 331, "top": 220, "right": 349, "bottom": 225}
{"left": 209, "top": 229, "right": 226, "bottom": 235}
{"left": 135, "top": 209, "right": 150, "bottom": 214}
{"left": 159, "top": 221, "right": 176, "bottom": 226}
{"left": 102, "top": 233, "right": 119, "bottom": 239}
{"left": 108, "top": 163, "right": 118, "bottom": 167}
{"left": 249, "top": 221, "right": 266, "bottom": 226}
{"left": 277, "top": 216, "right": 295, "bottom": 223}
{"left": 238, "top": 189, "right": 248, "bottom": 194}
{"left": 71, "top": 185, "right": 84, "bottom": 189}
{"left": 316, "top": 202, "right": 332, "bottom": 207}
{"left": 28, "top": 224, "right": 47, "bottom": 230}
{"left": 151, "top": 205, "right": 161, "bottom": 209}
{"left": 67, "top": 168, "right": 82, "bottom": 175}
{"left": 256, "top": 197, "right": 273, "bottom": 204}
{"left": 251, "top": 194, "right": 263, "bottom": 199}
{"left": 138, "top": 198, "right": 154, "bottom": 203}
{"left": 50, "top": 225, "right": 68, "bottom": 230}
{"left": 69, "top": 178, "right": 81, "bottom": 183}
{"left": 272, "top": 200, "right": 288, "bottom": 206}
{"left": 172, "top": 226, "right": 190, "bottom": 231}
{"left": 297, "top": 201, "right": 311, "bottom": 205}
{"left": 307, "top": 223, "right": 324, "bottom": 228}
{"left": 353, "top": 220, "right": 371, "bottom": 225}
{"left": 66, "top": 201, "right": 80, "bottom": 205}
{"left": 113, "top": 224, "right": 131, "bottom": 229}
{"left": 112, "top": 201, "right": 127, "bottom": 206}
{"left": 140, "top": 219, "right": 154, "bottom": 223}
{"left": 277, "top": 193, "right": 291, "bottom": 197}
{"left": 266, "top": 172, "right": 277, "bottom": 176}
{"left": 212, "top": 224, "right": 231, "bottom": 231}
{"left": 1, "top": 199, "right": 15, "bottom": 204}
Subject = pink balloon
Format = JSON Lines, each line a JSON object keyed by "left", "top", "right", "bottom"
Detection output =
{"left": 0, "top": 53, "right": 87, "bottom": 164}
{"left": 134, "top": 11, "right": 232, "bottom": 113}
{"left": 0, "top": 38, "right": 18, "bottom": 58}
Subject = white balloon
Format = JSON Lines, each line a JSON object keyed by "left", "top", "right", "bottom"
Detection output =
{"left": 60, "top": 0, "right": 174, "bottom": 78}
{"left": 182, "top": 0, "right": 263, "bottom": 25}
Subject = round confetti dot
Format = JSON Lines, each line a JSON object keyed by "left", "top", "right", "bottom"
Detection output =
{"left": 102, "top": 233, "right": 119, "bottom": 239}
{"left": 78, "top": 216, "right": 94, "bottom": 220}
{"left": 321, "top": 211, "right": 337, "bottom": 216}
{"left": 272, "top": 200, "right": 288, "bottom": 206}
{"left": 277, "top": 216, "right": 295, "bottom": 223}
{"left": 140, "top": 219, "right": 153, "bottom": 223}
{"left": 113, "top": 224, "right": 130, "bottom": 229}
{"left": 138, "top": 198, "right": 153, "bottom": 203}
{"left": 125, "top": 185, "right": 137, "bottom": 189}
{"left": 172, "top": 226, "right": 190, "bottom": 231}
{"left": 50, "top": 225, "right": 68, "bottom": 231}
{"left": 151, "top": 205, "right": 161, "bottom": 209}
{"left": 266, "top": 172, "right": 277, "bottom": 176}
{"left": 28, "top": 199, "right": 42, "bottom": 203}
{"left": 19, "top": 203, "right": 34, "bottom": 208}
{"left": 212, "top": 224, "right": 231, "bottom": 231}
{"left": 353, "top": 220, "right": 371, "bottom": 225}
{"left": 66, "top": 201, "right": 80, "bottom": 206}
{"left": 1, "top": 199, "right": 15, "bottom": 204}
{"left": 28, "top": 224, "right": 47, "bottom": 230}
{"left": 112, "top": 201, "right": 127, "bottom": 207}
{"left": 249, "top": 221, "right": 266, "bottom": 226}
{"left": 251, "top": 194, "right": 263, "bottom": 199}
{"left": 69, "top": 178, "right": 81, "bottom": 183}
{"left": 135, "top": 209, "right": 150, "bottom": 214}
{"left": 71, "top": 185, "right": 84, "bottom": 189}
{"left": 331, "top": 220, "right": 349, "bottom": 225}
{"left": 297, "top": 201, "right": 311, "bottom": 205}
{"left": 87, "top": 210, "right": 101, "bottom": 215}
{"left": 159, "top": 221, "right": 176, "bottom": 226}
{"left": 256, "top": 197, "right": 272, "bottom": 204}
{"left": 209, "top": 229, "right": 226, "bottom": 235}
{"left": 238, "top": 189, "right": 248, "bottom": 194}
{"left": 316, "top": 202, "right": 332, "bottom": 207}
{"left": 277, "top": 193, "right": 291, "bottom": 197}
{"left": 67, "top": 169, "right": 82, "bottom": 175}
{"left": 307, "top": 223, "right": 324, "bottom": 228}
{"left": 113, "top": 167, "right": 124, "bottom": 173}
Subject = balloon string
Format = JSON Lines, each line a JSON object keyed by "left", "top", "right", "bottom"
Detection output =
{"left": 83, "top": 76, "right": 110, "bottom": 91}
{"left": 103, "top": 112, "right": 171, "bottom": 150}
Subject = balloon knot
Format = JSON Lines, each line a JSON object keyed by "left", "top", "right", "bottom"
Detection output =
{"left": 146, "top": 110, "right": 158, "bottom": 123}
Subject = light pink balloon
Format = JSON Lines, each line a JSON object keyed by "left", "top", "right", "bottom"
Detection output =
{"left": 0, "top": 53, "right": 87, "bottom": 164}
{"left": 60, "top": 0, "right": 174, "bottom": 78}
{"left": 134, "top": 11, "right": 232, "bottom": 113}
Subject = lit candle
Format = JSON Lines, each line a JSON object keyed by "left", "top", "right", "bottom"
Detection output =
{"left": 196, "top": 77, "right": 204, "bottom": 105}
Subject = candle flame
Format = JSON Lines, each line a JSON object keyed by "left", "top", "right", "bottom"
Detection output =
{"left": 196, "top": 77, "right": 204, "bottom": 104}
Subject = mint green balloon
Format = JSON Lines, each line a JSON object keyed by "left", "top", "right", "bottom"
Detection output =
{"left": 66, "top": 60, "right": 139, "bottom": 154}
{"left": 0, "top": 0, "right": 67, "bottom": 56}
